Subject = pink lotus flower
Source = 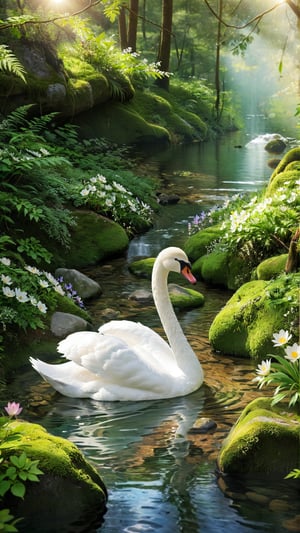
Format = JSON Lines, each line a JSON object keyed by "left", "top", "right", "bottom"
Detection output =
{"left": 4, "top": 401, "right": 23, "bottom": 417}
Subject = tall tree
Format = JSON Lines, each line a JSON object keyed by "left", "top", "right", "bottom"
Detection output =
{"left": 156, "top": 0, "right": 173, "bottom": 90}
{"left": 118, "top": 4, "right": 128, "bottom": 50}
{"left": 128, "top": 0, "right": 139, "bottom": 52}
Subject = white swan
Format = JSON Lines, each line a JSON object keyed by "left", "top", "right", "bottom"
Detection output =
{"left": 30, "top": 247, "right": 204, "bottom": 401}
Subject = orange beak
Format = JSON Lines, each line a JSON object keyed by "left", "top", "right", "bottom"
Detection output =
{"left": 181, "top": 264, "right": 197, "bottom": 284}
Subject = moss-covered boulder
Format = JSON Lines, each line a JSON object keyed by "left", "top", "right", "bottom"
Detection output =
{"left": 1, "top": 420, "right": 107, "bottom": 532}
{"left": 264, "top": 138, "right": 286, "bottom": 153}
{"left": 255, "top": 254, "right": 288, "bottom": 280}
{"left": 193, "top": 250, "right": 249, "bottom": 290}
{"left": 209, "top": 276, "right": 298, "bottom": 358}
{"left": 269, "top": 147, "right": 300, "bottom": 180}
{"left": 218, "top": 397, "right": 300, "bottom": 477}
{"left": 49, "top": 210, "right": 129, "bottom": 269}
{"left": 73, "top": 100, "right": 170, "bottom": 145}
{"left": 184, "top": 225, "right": 222, "bottom": 263}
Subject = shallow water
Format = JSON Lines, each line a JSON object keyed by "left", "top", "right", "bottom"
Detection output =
{"left": 6, "top": 131, "right": 300, "bottom": 532}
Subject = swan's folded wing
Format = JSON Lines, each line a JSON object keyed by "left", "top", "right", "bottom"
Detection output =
{"left": 99, "top": 320, "right": 175, "bottom": 367}
{"left": 57, "top": 329, "right": 181, "bottom": 391}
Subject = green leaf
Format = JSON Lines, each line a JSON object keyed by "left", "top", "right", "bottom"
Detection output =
{"left": 0, "top": 479, "right": 11, "bottom": 497}
{"left": 11, "top": 481, "right": 25, "bottom": 498}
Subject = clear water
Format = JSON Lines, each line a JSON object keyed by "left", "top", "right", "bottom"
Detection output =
{"left": 7, "top": 129, "right": 300, "bottom": 532}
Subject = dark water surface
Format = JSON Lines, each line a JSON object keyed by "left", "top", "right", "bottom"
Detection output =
{"left": 8, "top": 131, "right": 300, "bottom": 532}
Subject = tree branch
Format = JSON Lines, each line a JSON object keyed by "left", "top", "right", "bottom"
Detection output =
{"left": 0, "top": 0, "right": 102, "bottom": 31}
{"left": 203, "top": 0, "right": 288, "bottom": 30}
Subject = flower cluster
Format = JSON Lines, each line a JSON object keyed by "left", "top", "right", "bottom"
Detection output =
{"left": 0, "top": 257, "right": 85, "bottom": 333}
{"left": 220, "top": 189, "right": 299, "bottom": 250}
{"left": 253, "top": 330, "right": 300, "bottom": 409}
{"left": 78, "top": 173, "right": 153, "bottom": 231}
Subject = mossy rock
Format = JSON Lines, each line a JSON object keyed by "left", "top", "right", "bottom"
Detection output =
{"left": 184, "top": 224, "right": 222, "bottom": 263}
{"left": 270, "top": 147, "right": 300, "bottom": 180}
{"left": 265, "top": 169, "right": 300, "bottom": 197}
{"left": 264, "top": 138, "right": 286, "bottom": 153}
{"left": 1, "top": 420, "right": 107, "bottom": 532}
{"left": 49, "top": 210, "right": 129, "bottom": 269}
{"left": 168, "top": 283, "right": 205, "bottom": 309}
{"left": 196, "top": 250, "right": 229, "bottom": 288}
{"left": 74, "top": 100, "right": 170, "bottom": 145}
{"left": 218, "top": 397, "right": 300, "bottom": 477}
{"left": 193, "top": 250, "right": 252, "bottom": 290}
{"left": 128, "top": 257, "right": 155, "bottom": 278}
{"left": 208, "top": 278, "right": 297, "bottom": 358}
{"left": 255, "top": 254, "right": 288, "bottom": 280}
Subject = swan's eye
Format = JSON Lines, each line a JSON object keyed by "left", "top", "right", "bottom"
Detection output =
{"left": 175, "top": 258, "right": 191, "bottom": 271}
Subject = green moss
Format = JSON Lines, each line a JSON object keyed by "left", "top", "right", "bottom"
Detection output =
{"left": 209, "top": 276, "right": 298, "bottom": 359}
{"left": 199, "top": 250, "right": 229, "bottom": 288}
{"left": 184, "top": 224, "right": 222, "bottom": 263}
{"left": 48, "top": 210, "right": 129, "bottom": 269}
{"left": 218, "top": 397, "right": 300, "bottom": 476}
{"left": 255, "top": 254, "right": 288, "bottom": 280}
{"left": 74, "top": 101, "right": 170, "bottom": 145}
{"left": 266, "top": 169, "right": 300, "bottom": 196}
{"left": 1, "top": 420, "right": 106, "bottom": 497}
{"left": 129, "top": 257, "right": 155, "bottom": 278}
{"left": 270, "top": 147, "right": 300, "bottom": 180}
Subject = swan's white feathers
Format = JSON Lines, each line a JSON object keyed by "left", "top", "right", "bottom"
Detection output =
{"left": 30, "top": 247, "right": 204, "bottom": 401}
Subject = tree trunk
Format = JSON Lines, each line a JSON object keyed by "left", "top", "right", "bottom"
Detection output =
{"left": 142, "top": 0, "right": 146, "bottom": 40}
{"left": 215, "top": 0, "right": 223, "bottom": 121}
{"left": 128, "top": 0, "right": 139, "bottom": 52}
{"left": 156, "top": 0, "right": 173, "bottom": 91}
{"left": 119, "top": 5, "right": 128, "bottom": 51}
{"left": 285, "top": 228, "right": 300, "bottom": 273}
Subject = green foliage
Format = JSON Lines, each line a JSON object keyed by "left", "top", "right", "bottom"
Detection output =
{"left": 285, "top": 468, "right": 300, "bottom": 479}
{"left": 0, "top": 413, "right": 43, "bottom": 532}
{"left": 0, "top": 44, "right": 26, "bottom": 82}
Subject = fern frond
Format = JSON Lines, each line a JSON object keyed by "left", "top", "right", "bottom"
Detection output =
{"left": 0, "top": 44, "right": 26, "bottom": 82}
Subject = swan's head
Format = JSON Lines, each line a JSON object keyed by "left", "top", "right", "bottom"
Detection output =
{"left": 156, "top": 247, "right": 197, "bottom": 284}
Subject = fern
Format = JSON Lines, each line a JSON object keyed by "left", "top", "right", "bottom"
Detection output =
{"left": 0, "top": 44, "right": 26, "bottom": 82}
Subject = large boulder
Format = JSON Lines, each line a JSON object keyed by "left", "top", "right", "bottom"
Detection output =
{"left": 49, "top": 210, "right": 129, "bottom": 269}
{"left": 208, "top": 277, "right": 298, "bottom": 358}
{"left": 218, "top": 397, "right": 300, "bottom": 477}
{"left": 54, "top": 268, "right": 102, "bottom": 299}
{"left": 1, "top": 420, "right": 107, "bottom": 532}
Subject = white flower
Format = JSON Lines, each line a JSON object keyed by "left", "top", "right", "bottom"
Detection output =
{"left": 39, "top": 279, "right": 49, "bottom": 288}
{"left": 284, "top": 343, "right": 300, "bottom": 363}
{"left": 15, "top": 288, "right": 29, "bottom": 303}
{"left": 2, "top": 286, "right": 15, "bottom": 297}
{"left": 30, "top": 296, "right": 38, "bottom": 306}
{"left": 44, "top": 271, "right": 57, "bottom": 285}
{"left": 54, "top": 284, "right": 65, "bottom": 296}
{"left": 272, "top": 330, "right": 292, "bottom": 347}
{"left": 1, "top": 274, "right": 12, "bottom": 285}
{"left": 0, "top": 257, "right": 11, "bottom": 266}
{"left": 37, "top": 301, "right": 47, "bottom": 314}
{"left": 25, "top": 265, "right": 41, "bottom": 275}
{"left": 96, "top": 174, "right": 107, "bottom": 183}
{"left": 255, "top": 358, "right": 272, "bottom": 377}
{"left": 80, "top": 188, "right": 90, "bottom": 197}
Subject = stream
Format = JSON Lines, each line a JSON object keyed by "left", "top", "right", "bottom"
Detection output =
{"left": 6, "top": 127, "right": 300, "bottom": 532}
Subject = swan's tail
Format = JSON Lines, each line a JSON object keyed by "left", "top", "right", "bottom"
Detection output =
{"left": 29, "top": 357, "right": 101, "bottom": 398}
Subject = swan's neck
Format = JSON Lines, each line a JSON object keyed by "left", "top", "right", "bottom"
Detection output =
{"left": 152, "top": 262, "right": 202, "bottom": 379}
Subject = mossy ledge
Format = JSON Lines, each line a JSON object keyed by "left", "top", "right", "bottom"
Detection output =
{"left": 218, "top": 397, "right": 300, "bottom": 477}
{"left": 1, "top": 420, "right": 107, "bottom": 531}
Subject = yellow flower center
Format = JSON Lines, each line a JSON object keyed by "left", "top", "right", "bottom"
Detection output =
{"left": 291, "top": 351, "right": 298, "bottom": 359}
{"left": 279, "top": 336, "right": 286, "bottom": 344}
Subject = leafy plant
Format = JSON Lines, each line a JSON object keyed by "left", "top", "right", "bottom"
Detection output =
{"left": 0, "top": 45, "right": 26, "bottom": 82}
{"left": 253, "top": 330, "right": 300, "bottom": 409}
